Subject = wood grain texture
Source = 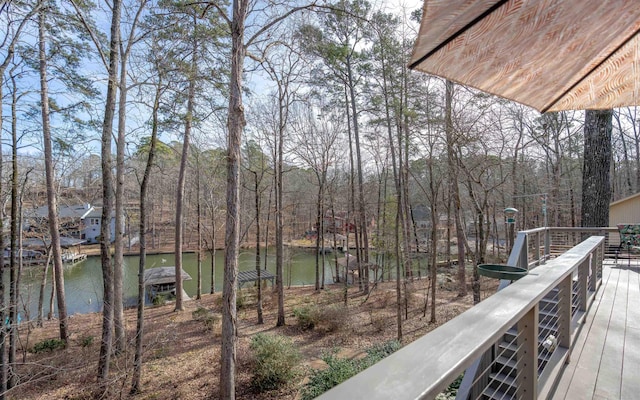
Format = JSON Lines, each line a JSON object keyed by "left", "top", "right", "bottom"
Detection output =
{"left": 410, "top": 0, "right": 640, "bottom": 112}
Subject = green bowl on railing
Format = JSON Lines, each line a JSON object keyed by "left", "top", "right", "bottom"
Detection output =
{"left": 477, "top": 264, "right": 527, "bottom": 281}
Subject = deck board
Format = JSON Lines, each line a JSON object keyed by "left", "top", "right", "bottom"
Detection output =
{"left": 621, "top": 269, "right": 640, "bottom": 399}
{"left": 553, "top": 261, "right": 640, "bottom": 400}
{"left": 593, "top": 266, "right": 624, "bottom": 399}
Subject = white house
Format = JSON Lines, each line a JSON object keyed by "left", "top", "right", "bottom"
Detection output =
{"left": 26, "top": 203, "right": 118, "bottom": 244}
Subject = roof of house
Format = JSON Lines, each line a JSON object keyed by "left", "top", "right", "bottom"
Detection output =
{"left": 84, "top": 206, "right": 117, "bottom": 219}
{"left": 412, "top": 204, "right": 430, "bottom": 221}
{"left": 22, "top": 236, "right": 86, "bottom": 248}
{"left": 610, "top": 192, "right": 640, "bottom": 207}
{"left": 31, "top": 204, "right": 94, "bottom": 219}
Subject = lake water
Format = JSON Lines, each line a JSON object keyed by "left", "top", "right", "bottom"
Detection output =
{"left": 15, "top": 247, "right": 341, "bottom": 320}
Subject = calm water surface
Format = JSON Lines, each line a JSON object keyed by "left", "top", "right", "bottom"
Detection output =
{"left": 16, "top": 247, "right": 340, "bottom": 320}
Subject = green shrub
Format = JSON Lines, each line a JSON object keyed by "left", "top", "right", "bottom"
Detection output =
{"left": 192, "top": 307, "right": 220, "bottom": 331}
{"left": 301, "top": 340, "right": 401, "bottom": 400}
{"left": 236, "top": 292, "right": 247, "bottom": 309}
{"left": 370, "top": 311, "right": 387, "bottom": 332}
{"left": 293, "top": 304, "right": 320, "bottom": 330}
{"left": 436, "top": 374, "right": 463, "bottom": 400}
{"left": 250, "top": 333, "right": 300, "bottom": 392}
{"left": 32, "top": 338, "right": 66, "bottom": 353}
{"left": 152, "top": 294, "right": 166, "bottom": 306}
{"left": 318, "top": 304, "right": 347, "bottom": 333}
{"left": 364, "top": 340, "right": 401, "bottom": 362}
{"left": 301, "top": 353, "right": 359, "bottom": 400}
{"left": 80, "top": 335, "right": 94, "bottom": 348}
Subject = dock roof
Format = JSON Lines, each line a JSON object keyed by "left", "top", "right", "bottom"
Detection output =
{"left": 144, "top": 267, "right": 192, "bottom": 286}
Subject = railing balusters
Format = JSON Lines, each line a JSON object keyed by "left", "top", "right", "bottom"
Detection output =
{"left": 516, "top": 305, "right": 538, "bottom": 400}
{"left": 557, "top": 275, "right": 572, "bottom": 363}
{"left": 578, "top": 257, "right": 589, "bottom": 313}
{"left": 316, "top": 233, "right": 606, "bottom": 400}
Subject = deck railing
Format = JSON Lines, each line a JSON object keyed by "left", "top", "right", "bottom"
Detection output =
{"left": 507, "top": 226, "right": 615, "bottom": 270}
{"left": 315, "top": 232, "right": 606, "bottom": 400}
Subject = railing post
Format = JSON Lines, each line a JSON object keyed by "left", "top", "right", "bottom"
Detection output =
{"left": 544, "top": 228, "right": 550, "bottom": 263}
{"left": 588, "top": 253, "right": 597, "bottom": 293}
{"left": 578, "top": 257, "right": 590, "bottom": 312}
{"left": 534, "top": 232, "right": 541, "bottom": 266}
{"left": 558, "top": 275, "right": 572, "bottom": 362}
{"left": 516, "top": 305, "right": 539, "bottom": 400}
{"left": 521, "top": 234, "right": 529, "bottom": 270}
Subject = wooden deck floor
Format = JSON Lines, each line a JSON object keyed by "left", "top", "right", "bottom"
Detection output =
{"left": 552, "top": 259, "right": 640, "bottom": 400}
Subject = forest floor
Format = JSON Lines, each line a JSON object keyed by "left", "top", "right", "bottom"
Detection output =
{"left": 14, "top": 271, "right": 498, "bottom": 400}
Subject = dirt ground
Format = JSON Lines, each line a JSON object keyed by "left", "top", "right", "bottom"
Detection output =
{"left": 14, "top": 273, "right": 497, "bottom": 400}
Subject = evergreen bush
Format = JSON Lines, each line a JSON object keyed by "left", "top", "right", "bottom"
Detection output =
{"left": 250, "top": 333, "right": 300, "bottom": 392}
{"left": 301, "top": 340, "right": 401, "bottom": 399}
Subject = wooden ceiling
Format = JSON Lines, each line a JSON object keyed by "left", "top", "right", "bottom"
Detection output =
{"left": 409, "top": 0, "right": 640, "bottom": 112}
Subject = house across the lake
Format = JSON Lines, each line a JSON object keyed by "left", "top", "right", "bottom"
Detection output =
{"left": 25, "top": 203, "right": 118, "bottom": 244}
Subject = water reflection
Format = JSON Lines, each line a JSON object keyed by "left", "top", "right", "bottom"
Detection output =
{"left": 15, "top": 247, "right": 334, "bottom": 319}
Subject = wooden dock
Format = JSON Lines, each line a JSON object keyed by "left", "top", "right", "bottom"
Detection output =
{"left": 238, "top": 269, "right": 275, "bottom": 288}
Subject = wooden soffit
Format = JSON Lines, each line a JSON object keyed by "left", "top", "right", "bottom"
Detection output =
{"left": 409, "top": 0, "right": 640, "bottom": 112}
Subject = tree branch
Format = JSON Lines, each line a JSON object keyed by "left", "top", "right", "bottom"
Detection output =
{"left": 68, "top": 0, "right": 109, "bottom": 71}
{"left": 246, "top": 2, "right": 318, "bottom": 48}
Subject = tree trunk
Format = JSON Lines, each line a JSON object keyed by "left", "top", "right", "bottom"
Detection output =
{"left": 221, "top": 0, "right": 248, "bottom": 396}
{"left": 0, "top": 7, "right": 41, "bottom": 394}
{"left": 38, "top": 8, "right": 69, "bottom": 345}
{"left": 197, "top": 159, "right": 203, "bottom": 300}
{"left": 314, "top": 184, "right": 323, "bottom": 290}
{"left": 175, "top": 23, "right": 198, "bottom": 311}
{"left": 382, "top": 88, "right": 403, "bottom": 340}
{"left": 581, "top": 109, "right": 612, "bottom": 227}
{"left": 210, "top": 207, "right": 216, "bottom": 294}
{"left": 97, "top": 0, "right": 121, "bottom": 382}
{"left": 37, "top": 251, "right": 53, "bottom": 327}
{"left": 130, "top": 75, "right": 161, "bottom": 395}
{"left": 113, "top": 38, "right": 128, "bottom": 355}
{"left": 346, "top": 56, "right": 369, "bottom": 293}
{"left": 0, "top": 77, "right": 5, "bottom": 400}
{"left": 445, "top": 81, "right": 467, "bottom": 297}
{"left": 8, "top": 64, "right": 19, "bottom": 389}
{"left": 275, "top": 117, "right": 285, "bottom": 326}
{"left": 254, "top": 171, "right": 263, "bottom": 324}
{"left": 48, "top": 267, "right": 55, "bottom": 320}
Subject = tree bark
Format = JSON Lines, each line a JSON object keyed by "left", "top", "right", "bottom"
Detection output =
{"left": 175, "top": 19, "right": 198, "bottom": 311}
{"left": 253, "top": 171, "right": 263, "bottom": 324}
{"left": 113, "top": 35, "right": 128, "bottom": 355}
{"left": 581, "top": 109, "right": 612, "bottom": 227}
{"left": 275, "top": 102, "right": 285, "bottom": 326}
{"left": 445, "top": 81, "right": 467, "bottom": 297}
{"left": 221, "top": 0, "right": 248, "bottom": 396}
{"left": 98, "top": 0, "right": 121, "bottom": 382}
{"left": 131, "top": 74, "right": 161, "bottom": 395}
{"left": 197, "top": 158, "right": 203, "bottom": 300}
{"left": 346, "top": 56, "right": 369, "bottom": 292}
{"left": 8, "top": 62, "right": 20, "bottom": 389}
{"left": 38, "top": 7, "right": 69, "bottom": 345}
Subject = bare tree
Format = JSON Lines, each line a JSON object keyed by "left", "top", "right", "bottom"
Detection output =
{"left": 37, "top": 4, "right": 69, "bottom": 349}
{"left": 96, "top": 0, "right": 121, "bottom": 383}
{"left": 114, "top": 0, "right": 148, "bottom": 353}
{"left": 130, "top": 52, "right": 164, "bottom": 394}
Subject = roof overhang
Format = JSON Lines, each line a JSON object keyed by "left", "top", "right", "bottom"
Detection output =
{"left": 409, "top": 0, "right": 640, "bottom": 112}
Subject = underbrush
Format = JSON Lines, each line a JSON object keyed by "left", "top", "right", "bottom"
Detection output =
{"left": 293, "top": 303, "right": 347, "bottom": 332}
{"left": 31, "top": 338, "right": 66, "bottom": 353}
{"left": 250, "top": 333, "right": 301, "bottom": 392}
{"left": 300, "top": 340, "right": 401, "bottom": 400}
